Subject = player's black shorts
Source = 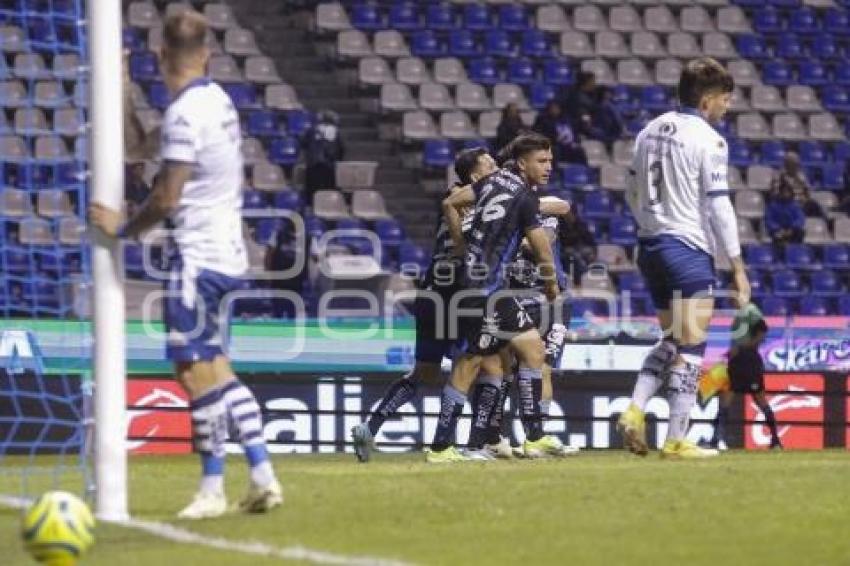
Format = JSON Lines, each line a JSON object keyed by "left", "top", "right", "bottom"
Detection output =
{"left": 728, "top": 348, "right": 765, "bottom": 394}
{"left": 456, "top": 293, "right": 536, "bottom": 356}
{"left": 413, "top": 286, "right": 458, "bottom": 364}
{"left": 524, "top": 299, "right": 571, "bottom": 368}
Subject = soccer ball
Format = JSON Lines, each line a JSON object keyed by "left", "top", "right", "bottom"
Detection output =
{"left": 21, "top": 491, "right": 95, "bottom": 566}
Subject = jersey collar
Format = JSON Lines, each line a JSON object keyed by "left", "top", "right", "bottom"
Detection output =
{"left": 170, "top": 76, "right": 212, "bottom": 105}
{"left": 680, "top": 106, "right": 706, "bottom": 122}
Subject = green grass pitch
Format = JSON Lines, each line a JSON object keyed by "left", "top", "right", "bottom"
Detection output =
{"left": 1, "top": 451, "right": 848, "bottom": 565}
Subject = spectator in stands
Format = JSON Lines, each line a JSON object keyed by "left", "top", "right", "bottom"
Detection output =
{"left": 558, "top": 210, "right": 596, "bottom": 285}
{"left": 769, "top": 152, "right": 823, "bottom": 217}
{"left": 765, "top": 183, "right": 805, "bottom": 246}
{"left": 303, "top": 110, "right": 344, "bottom": 207}
{"left": 495, "top": 103, "right": 525, "bottom": 155}
{"left": 125, "top": 161, "right": 150, "bottom": 208}
{"left": 562, "top": 71, "right": 598, "bottom": 137}
{"left": 533, "top": 101, "right": 587, "bottom": 167}
{"left": 586, "top": 86, "right": 625, "bottom": 149}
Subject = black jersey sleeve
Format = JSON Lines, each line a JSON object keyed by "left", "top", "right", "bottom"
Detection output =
{"left": 518, "top": 190, "right": 542, "bottom": 233}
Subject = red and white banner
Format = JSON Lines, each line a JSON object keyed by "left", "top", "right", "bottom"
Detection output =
{"left": 127, "top": 380, "right": 191, "bottom": 454}
{"left": 745, "top": 374, "right": 824, "bottom": 450}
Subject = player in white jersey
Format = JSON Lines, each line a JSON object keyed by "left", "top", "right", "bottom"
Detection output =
{"left": 617, "top": 58, "right": 751, "bottom": 459}
{"left": 90, "top": 11, "right": 282, "bottom": 517}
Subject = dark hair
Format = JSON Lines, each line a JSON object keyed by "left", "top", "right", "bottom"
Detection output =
{"left": 510, "top": 133, "right": 551, "bottom": 161}
{"left": 163, "top": 10, "right": 207, "bottom": 55}
{"left": 454, "top": 147, "right": 488, "bottom": 185}
{"left": 577, "top": 71, "right": 595, "bottom": 88}
{"left": 678, "top": 57, "right": 734, "bottom": 108}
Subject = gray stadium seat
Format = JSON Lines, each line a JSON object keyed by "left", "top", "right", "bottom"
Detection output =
{"left": 772, "top": 113, "right": 806, "bottom": 140}
{"left": 810, "top": 191, "right": 837, "bottom": 215}
{"left": 316, "top": 2, "right": 352, "bottom": 33}
{"left": 0, "top": 26, "right": 26, "bottom": 52}
{"left": 834, "top": 217, "right": 850, "bottom": 243}
{"left": 19, "top": 217, "right": 54, "bottom": 245}
{"left": 0, "top": 188, "right": 32, "bottom": 217}
{"left": 379, "top": 82, "right": 417, "bottom": 112}
{"left": 73, "top": 80, "right": 88, "bottom": 107}
{"left": 374, "top": 30, "right": 410, "bottom": 58}
{"left": 34, "top": 81, "right": 69, "bottom": 108}
{"left": 163, "top": 3, "right": 192, "bottom": 18}
{"left": 746, "top": 165, "right": 774, "bottom": 191}
{"left": 419, "top": 82, "right": 454, "bottom": 111}
{"left": 58, "top": 217, "right": 86, "bottom": 245}
{"left": 804, "top": 217, "right": 830, "bottom": 244}
{"left": 440, "top": 111, "right": 478, "bottom": 140}
{"left": 35, "top": 136, "right": 70, "bottom": 161}
{"left": 573, "top": 6, "right": 607, "bottom": 32}
{"left": 578, "top": 269, "right": 616, "bottom": 294}
{"left": 224, "top": 28, "right": 260, "bottom": 57}
{"left": 127, "top": 2, "right": 160, "bottom": 29}
{"left": 786, "top": 86, "right": 822, "bottom": 113}
{"left": 203, "top": 3, "right": 238, "bottom": 30}
{"left": 493, "top": 84, "right": 528, "bottom": 109}
{"left": 359, "top": 57, "right": 394, "bottom": 86}
{"left": 600, "top": 164, "right": 628, "bottom": 191}
{"left": 74, "top": 136, "right": 87, "bottom": 161}
{"left": 402, "top": 111, "right": 438, "bottom": 140}
{"left": 644, "top": 7, "right": 678, "bottom": 34}
{"left": 560, "top": 31, "right": 594, "bottom": 58}
{"left": 737, "top": 218, "right": 760, "bottom": 245}
{"left": 580, "top": 59, "right": 615, "bottom": 85}
{"left": 434, "top": 58, "right": 467, "bottom": 86}
{"left": 680, "top": 6, "right": 714, "bottom": 33}
{"left": 351, "top": 190, "right": 390, "bottom": 220}
{"left": 1, "top": 134, "right": 28, "bottom": 161}
{"left": 582, "top": 140, "right": 609, "bottom": 168}
{"left": 0, "top": 111, "right": 8, "bottom": 133}
{"left": 668, "top": 33, "right": 702, "bottom": 59}
{"left": 734, "top": 190, "right": 765, "bottom": 219}
{"left": 244, "top": 56, "right": 281, "bottom": 84}
{"left": 52, "top": 53, "right": 80, "bottom": 80}
{"left": 727, "top": 60, "right": 759, "bottom": 87}
{"left": 717, "top": 7, "right": 752, "bottom": 34}
{"left": 335, "top": 161, "right": 378, "bottom": 191}
{"left": 478, "top": 110, "right": 501, "bottom": 138}
{"left": 736, "top": 113, "right": 771, "bottom": 140}
{"left": 695, "top": 0, "right": 730, "bottom": 6}
{"left": 751, "top": 85, "right": 785, "bottom": 113}
{"left": 0, "top": 80, "right": 27, "bottom": 107}
{"left": 808, "top": 113, "right": 845, "bottom": 141}
{"left": 616, "top": 59, "right": 652, "bottom": 87}
{"left": 208, "top": 55, "right": 243, "bottom": 83}
{"left": 612, "top": 139, "right": 634, "bottom": 166}
{"left": 536, "top": 5, "right": 570, "bottom": 33}
{"left": 595, "top": 31, "right": 629, "bottom": 58}
{"left": 655, "top": 58, "right": 683, "bottom": 87}
{"left": 265, "top": 83, "right": 301, "bottom": 110}
{"left": 251, "top": 161, "right": 286, "bottom": 191}
{"left": 313, "top": 190, "right": 350, "bottom": 220}
{"left": 609, "top": 6, "right": 642, "bottom": 33}
{"left": 37, "top": 190, "right": 73, "bottom": 218}
{"left": 702, "top": 33, "right": 737, "bottom": 59}
{"left": 396, "top": 57, "right": 431, "bottom": 85}
{"left": 241, "top": 137, "right": 267, "bottom": 166}
{"left": 337, "top": 30, "right": 372, "bottom": 59}
{"left": 728, "top": 166, "right": 745, "bottom": 191}
{"left": 456, "top": 82, "right": 492, "bottom": 111}
{"left": 631, "top": 32, "right": 667, "bottom": 60}
{"left": 147, "top": 26, "right": 164, "bottom": 55}
{"left": 13, "top": 53, "right": 49, "bottom": 80}
{"left": 14, "top": 108, "right": 48, "bottom": 134}
{"left": 728, "top": 88, "right": 751, "bottom": 114}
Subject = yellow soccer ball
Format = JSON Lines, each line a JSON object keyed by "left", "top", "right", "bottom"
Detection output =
{"left": 21, "top": 491, "right": 95, "bottom": 566}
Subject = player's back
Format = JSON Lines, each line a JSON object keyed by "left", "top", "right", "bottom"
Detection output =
{"left": 627, "top": 110, "right": 728, "bottom": 256}
{"left": 161, "top": 78, "right": 247, "bottom": 276}
{"left": 421, "top": 186, "right": 473, "bottom": 293}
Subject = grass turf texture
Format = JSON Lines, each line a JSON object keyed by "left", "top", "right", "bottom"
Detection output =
{"left": 1, "top": 451, "right": 848, "bottom": 566}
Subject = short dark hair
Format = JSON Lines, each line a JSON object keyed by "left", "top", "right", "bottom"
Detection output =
{"left": 163, "top": 10, "right": 207, "bottom": 56}
{"left": 678, "top": 57, "right": 734, "bottom": 108}
{"left": 510, "top": 133, "right": 551, "bottom": 161}
{"left": 454, "top": 147, "right": 488, "bottom": 185}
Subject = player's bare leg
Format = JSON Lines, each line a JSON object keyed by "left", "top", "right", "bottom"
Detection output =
{"left": 753, "top": 391, "right": 783, "bottom": 449}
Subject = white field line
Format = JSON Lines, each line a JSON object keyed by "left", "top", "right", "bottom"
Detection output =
{"left": 0, "top": 495, "right": 415, "bottom": 566}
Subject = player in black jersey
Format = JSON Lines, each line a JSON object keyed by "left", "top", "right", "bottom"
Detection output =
{"left": 350, "top": 148, "right": 498, "bottom": 462}
{"left": 428, "top": 133, "right": 561, "bottom": 462}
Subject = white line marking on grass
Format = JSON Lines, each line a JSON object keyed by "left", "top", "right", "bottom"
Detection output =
{"left": 1, "top": 495, "right": 414, "bottom": 566}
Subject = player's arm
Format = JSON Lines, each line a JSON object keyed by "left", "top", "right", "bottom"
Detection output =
{"left": 538, "top": 196, "right": 570, "bottom": 217}
{"left": 520, "top": 192, "right": 559, "bottom": 301}
{"left": 441, "top": 184, "right": 474, "bottom": 255}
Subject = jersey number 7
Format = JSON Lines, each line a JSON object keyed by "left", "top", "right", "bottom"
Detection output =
{"left": 648, "top": 160, "right": 665, "bottom": 207}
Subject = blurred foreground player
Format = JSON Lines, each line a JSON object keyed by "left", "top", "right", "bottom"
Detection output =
{"left": 90, "top": 10, "right": 281, "bottom": 518}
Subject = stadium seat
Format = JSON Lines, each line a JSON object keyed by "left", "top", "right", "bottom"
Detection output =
{"left": 835, "top": 217, "right": 850, "bottom": 244}
{"left": 204, "top": 3, "right": 238, "bottom": 31}
{"left": 737, "top": 218, "right": 760, "bottom": 244}
{"left": 822, "top": 244, "right": 849, "bottom": 270}
{"left": 824, "top": 7, "right": 850, "bottom": 36}
{"left": 753, "top": 7, "right": 782, "bottom": 34}
{"left": 456, "top": 82, "right": 491, "bottom": 111}
{"left": 374, "top": 30, "right": 410, "bottom": 59}
{"left": 609, "top": 215, "right": 637, "bottom": 247}
{"left": 734, "top": 190, "right": 765, "bottom": 219}
{"left": 811, "top": 35, "right": 840, "bottom": 61}
{"left": 540, "top": 59, "right": 572, "bottom": 86}
{"left": 520, "top": 30, "right": 549, "bottom": 59}
{"left": 784, "top": 243, "right": 817, "bottom": 269}
{"left": 644, "top": 6, "right": 677, "bottom": 34}
{"left": 267, "top": 137, "right": 298, "bottom": 167}
{"left": 375, "top": 218, "right": 403, "bottom": 248}
{"left": 57, "top": 216, "right": 85, "bottom": 245}
{"left": 789, "top": 7, "right": 819, "bottom": 35}
{"left": 222, "top": 83, "right": 258, "bottom": 110}
{"left": 468, "top": 58, "right": 499, "bottom": 86}
{"left": 536, "top": 6, "right": 570, "bottom": 34}
{"left": 359, "top": 57, "right": 394, "bottom": 86}
{"left": 776, "top": 34, "right": 806, "bottom": 61}
{"left": 380, "top": 83, "right": 417, "bottom": 112}
{"left": 728, "top": 139, "right": 753, "bottom": 168}
{"left": 399, "top": 240, "right": 429, "bottom": 271}
{"left": 804, "top": 217, "right": 831, "bottom": 244}
{"left": 419, "top": 82, "right": 454, "bottom": 111}
{"left": 499, "top": 5, "right": 530, "bottom": 32}
{"left": 127, "top": 1, "right": 160, "bottom": 29}
{"left": 798, "top": 141, "right": 827, "bottom": 166}
{"left": 507, "top": 58, "right": 535, "bottom": 85}
{"left": 246, "top": 110, "right": 280, "bottom": 138}
{"left": 264, "top": 83, "right": 302, "bottom": 111}
{"left": 208, "top": 54, "right": 243, "bottom": 83}
{"left": 251, "top": 162, "right": 286, "bottom": 191}
{"left": 440, "top": 110, "right": 477, "bottom": 140}
{"left": 744, "top": 244, "right": 777, "bottom": 270}
{"left": 561, "top": 165, "right": 592, "bottom": 189}
{"left": 492, "top": 83, "right": 528, "bottom": 109}
{"left": 727, "top": 59, "right": 759, "bottom": 87}
{"left": 352, "top": 190, "right": 390, "bottom": 221}
{"left": 631, "top": 32, "right": 666, "bottom": 60}
{"left": 410, "top": 30, "right": 443, "bottom": 58}
{"left": 737, "top": 113, "right": 771, "bottom": 141}
{"left": 484, "top": 30, "right": 515, "bottom": 58}
{"left": 760, "top": 140, "right": 785, "bottom": 167}
{"left": 772, "top": 269, "right": 804, "bottom": 298}
{"left": 448, "top": 30, "right": 478, "bottom": 58}
{"left": 609, "top": 5, "right": 641, "bottom": 33}
{"left": 313, "top": 190, "right": 350, "bottom": 221}
{"left": 426, "top": 3, "right": 455, "bottom": 31}
{"left": 799, "top": 295, "right": 828, "bottom": 316}
{"left": 747, "top": 165, "right": 774, "bottom": 191}
{"left": 583, "top": 190, "right": 616, "bottom": 220}
{"left": 680, "top": 6, "right": 714, "bottom": 33}
{"left": 389, "top": 2, "right": 420, "bottom": 31}
{"left": 798, "top": 61, "right": 828, "bottom": 87}
{"left": 821, "top": 86, "right": 850, "bottom": 113}
{"left": 271, "top": 190, "right": 302, "bottom": 212}
{"left": 285, "top": 110, "right": 313, "bottom": 137}
{"left": 668, "top": 33, "right": 702, "bottom": 59}
{"left": 596, "top": 31, "right": 629, "bottom": 59}
{"left": 581, "top": 59, "right": 615, "bottom": 85}
{"left": 244, "top": 56, "right": 281, "bottom": 85}
{"left": 600, "top": 164, "right": 628, "bottom": 191}
{"left": 760, "top": 295, "right": 789, "bottom": 316}
{"left": 402, "top": 110, "right": 438, "bottom": 140}
{"left": 463, "top": 4, "right": 493, "bottom": 32}
{"left": 528, "top": 82, "right": 555, "bottom": 110}
{"left": 654, "top": 58, "right": 683, "bottom": 86}
{"left": 560, "top": 31, "right": 593, "bottom": 59}
{"left": 224, "top": 28, "right": 260, "bottom": 57}
{"left": 639, "top": 85, "right": 669, "bottom": 111}
{"left": 751, "top": 85, "right": 785, "bottom": 113}
{"left": 573, "top": 5, "right": 606, "bottom": 33}
{"left": 336, "top": 30, "right": 372, "bottom": 59}
{"left": 434, "top": 57, "right": 467, "bottom": 86}
{"left": 810, "top": 269, "right": 843, "bottom": 297}
{"left": 762, "top": 61, "right": 793, "bottom": 86}
{"left": 351, "top": 3, "right": 383, "bottom": 31}
{"left": 808, "top": 113, "right": 845, "bottom": 141}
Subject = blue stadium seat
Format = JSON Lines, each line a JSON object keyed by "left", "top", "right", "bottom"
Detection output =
{"left": 571, "top": 298, "right": 611, "bottom": 318}
{"left": 129, "top": 51, "right": 158, "bottom": 81}
{"left": 388, "top": 2, "right": 421, "bottom": 31}
{"left": 617, "top": 271, "right": 648, "bottom": 298}
{"left": 463, "top": 3, "right": 493, "bottom": 31}
{"left": 833, "top": 141, "right": 850, "bottom": 163}
{"left": 448, "top": 30, "right": 478, "bottom": 58}
{"left": 351, "top": 3, "right": 384, "bottom": 31}
{"left": 375, "top": 218, "right": 403, "bottom": 247}
{"left": 821, "top": 163, "right": 845, "bottom": 190}
{"left": 522, "top": 30, "right": 550, "bottom": 58}
{"left": 728, "top": 139, "right": 754, "bottom": 168}
{"left": 641, "top": 85, "right": 669, "bottom": 111}
{"left": 529, "top": 82, "right": 555, "bottom": 109}
{"left": 272, "top": 191, "right": 302, "bottom": 211}
{"left": 148, "top": 81, "right": 170, "bottom": 110}
{"left": 425, "top": 3, "right": 455, "bottom": 30}
{"left": 242, "top": 190, "right": 266, "bottom": 210}
{"left": 498, "top": 5, "right": 530, "bottom": 32}
{"left": 784, "top": 243, "right": 816, "bottom": 269}
{"left": 582, "top": 190, "right": 615, "bottom": 220}
{"left": 746, "top": 270, "right": 766, "bottom": 298}
{"left": 760, "top": 140, "right": 786, "bottom": 168}
{"left": 839, "top": 295, "right": 850, "bottom": 316}
{"left": 760, "top": 295, "right": 789, "bottom": 316}
{"left": 769, "top": 0, "right": 802, "bottom": 7}
{"left": 609, "top": 215, "right": 637, "bottom": 247}
{"left": 468, "top": 57, "right": 499, "bottom": 85}
{"left": 611, "top": 85, "right": 637, "bottom": 114}
{"left": 735, "top": 35, "right": 769, "bottom": 59}
{"left": 626, "top": 113, "right": 651, "bottom": 137}
{"left": 798, "top": 141, "right": 827, "bottom": 166}
{"left": 775, "top": 34, "right": 805, "bottom": 60}
{"left": 753, "top": 8, "right": 783, "bottom": 34}
{"left": 772, "top": 269, "right": 804, "bottom": 297}
{"left": 799, "top": 295, "right": 828, "bottom": 315}
{"left": 762, "top": 61, "right": 793, "bottom": 86}
{"left": 507, "top": 57, "right": 535, "bottom": 85}
{"left": 253, "top": 218, "right": 282, "bottom": 245}
{"left": 305, "top": 216, "right": 325, "bottom": 239}
{"left": 423, "top": 139, "right": 454, "bottom": 168}
{"left": 484, "top": 30, "right": 514, "bottom": 58}
{"left": 821, "top": 86, "right": 850, "bottom": 112}
{"left": 835, "top": 64, "right": 850, "bottom": 86}
{"left": 798, "top": 61, "right": 828, "bottom": 86}
{"left": 399, "top": 240, "right": 429, "bottom": 271}
{"left": 811, "top": 35, "right": 840, "bottom": 61}
{"left": 822, "top": 244, "right": 849, "bottom": 270}
{"left": 460, "top": 138, "right": 489, "bottom": 151}
{"left": 286, "top": 110, "right": 313, "bottom": 137}
{"left": 542, "top": 59, "right": 573, "bottom": 86}
{"left": 789, "top": 8, "right": 819, "bottom": 35}
{"left": 810, "top": 269, "right": 843, "bottom": 296}
{"left": 732, "top": 0, "right": 764, "bottom": 7}
{"left": 222, "top": 83, "right": 258, "bottom": 110}
{"left": 124, "top": 243, "right": 145, "bottom": 278}
{"left": 3, "top": 248, "right": 29, "bottom": 274}
{"left": 246, "top": 110, "right": 281, "bottom": 138}
{"left": 411, "top": 30, "right": 443, "bottom": 57}
{"left": 268, "top": 136, "right": 299, "bottom": 166}
{"left": 123, "top": 28, "right": 144, "bottom": 52}
{"left": 824, "top": 8, "right": 850, "bottom": 36}
{"left": 561, "top": 165, "right": 592, "bottom": 189}
{"left": 744, "top": 244, "right": 777, "bottom": 270}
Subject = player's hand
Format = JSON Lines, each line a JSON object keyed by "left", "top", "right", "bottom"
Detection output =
{"left": 730, "top": 267, "right": 751, "bottom": 309}
{"left": 544, "top": 280, "right": 560, "bottom": 303}
{"left": 88, "top": 203, "right": 123, "bottom": 238}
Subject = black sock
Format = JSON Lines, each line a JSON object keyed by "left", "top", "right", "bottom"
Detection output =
{"left": 713, "top": 405, "right": 728, "bottom": 445}
{"left": 762, "top": 404, "right": 781, "bottom": 446}
{"left": 367, "top": 378, "right": 418, "bottom": 436}
{"left": 468, "top": 381, "right": 501, "bottom": 448}
{"left": 517, "top": 367, "right": 544, "bottom": 442}
{"left": 430, "top": 385, "right": 466, "bottom": 452}
{"left": 486, "top": 377, "right": 513, "bottom": 444}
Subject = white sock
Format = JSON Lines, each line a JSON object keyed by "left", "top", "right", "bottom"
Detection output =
{"left": 666, "top": 355, "right": 701, "bottom": 441}
{"left": 251, "top": 461, "right": 275, "bottom": 488}
{"left": 200, "top": 474, "right": 224, "bottom": 495}
{"left": 632, "top": 340, "right": 677, "bottom": 410}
